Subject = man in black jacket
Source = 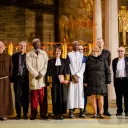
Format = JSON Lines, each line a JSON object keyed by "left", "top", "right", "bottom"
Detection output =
{"left": 112, "top": 47, "right": 128, "bottom": 116}
{"left": 12, "top": 41, "right": 29, "bottom": 119}
{"left": 96, "top": 38, "right": 111, "bottom": 116}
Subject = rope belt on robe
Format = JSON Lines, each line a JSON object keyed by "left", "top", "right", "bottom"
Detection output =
{"left": 0, "top": 76, "right": 9, "bottom": 80}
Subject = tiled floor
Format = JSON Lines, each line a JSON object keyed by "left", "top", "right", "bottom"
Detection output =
{"left": 0, "top": 108, "right": 128, "bottom": 128}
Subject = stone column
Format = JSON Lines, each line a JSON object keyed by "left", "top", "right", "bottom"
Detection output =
{"left": 93, "top": 0, "right": 102, "bottom": 45}
{"left": 105, "top": 0, "right": 119, "bottom": 101}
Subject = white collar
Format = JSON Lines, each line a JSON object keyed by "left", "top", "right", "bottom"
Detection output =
{"left": 55, "top": 58, "right": 61, "bottom": 66}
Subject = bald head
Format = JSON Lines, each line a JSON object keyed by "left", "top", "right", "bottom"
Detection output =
{"left": 0, "top": 41, "right": 5, "bottom": 53}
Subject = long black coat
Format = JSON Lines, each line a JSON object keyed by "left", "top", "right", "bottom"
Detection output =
{"left": 84, "top": 55, "right": 111, "bottom": 96}
{"left": 46, "top": 58, "right": 70, "bottom": 114}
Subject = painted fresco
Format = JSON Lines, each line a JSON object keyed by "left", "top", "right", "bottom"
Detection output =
{"left": 59, "top": 0, "right": 93, "bottom": 43}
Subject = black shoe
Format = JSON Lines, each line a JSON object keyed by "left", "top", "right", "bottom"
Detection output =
{"left": 54, "top": 115, "right": 60, "bottom": 120}
{"left": 55, "top": 117, "right": 59, "bottom": 120}
{"left": 79, "top": 114, "right": 85, "bottom": 118}
{"left": 116, "top": 113, "right": 122, "bottom": 116}
{"left": 41, "top": 114, "right": 49, "bottom": 119}
{"left": 79, "top": 112, "right": 86, "bottom": 118}
{"left": 15, "top": 115, "right": 21, "bottom": 120}
{"left": 24, "top": 115, "right": 28, "bottom": 119}
{"left": 69, "top": 114, "right": 74, "bottom": 118}
{"left": 125, "top": 113, "right": 128, "bottom": 116}
{"left": 0, "top": 118, "right": 4, "bottom": 121}
{"left": 104, "top": 111, "right": 111, "bottom": 116}
{"left": 30, "top": 116, "right": 36, "bottom": 120}
{"left": 97, "top": 114, "right": 99, "bottom": 118}
{"left": 79, "top": 109, "right": 85, "bottom": 118}
{"left": 69, "top": 109, "right": 74, "bottom": 118}
{"left": 59, "top": 115, "right": 64, "bottom": 120}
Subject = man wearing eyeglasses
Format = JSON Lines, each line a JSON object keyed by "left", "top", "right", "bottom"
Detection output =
{"left": 112, "top": 47, "right": 128, "bottom": 116}
{"left": 96, "top": 38, "right": 111, "bottom": 116}
{"left": 79, "top": 46, "right": 84, "bottom": 53}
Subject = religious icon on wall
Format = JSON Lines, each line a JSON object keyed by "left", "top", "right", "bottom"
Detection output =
{"left": 58, "top": 0, "right": 93, "bottom": 43}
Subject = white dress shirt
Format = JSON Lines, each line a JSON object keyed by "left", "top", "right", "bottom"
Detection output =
{"left": 116, "top": 57, "right": 126, "bottom": 78}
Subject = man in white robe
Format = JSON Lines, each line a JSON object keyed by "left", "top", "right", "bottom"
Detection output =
{"left": 67, "top": 41, "right": 86, "bottom": 118}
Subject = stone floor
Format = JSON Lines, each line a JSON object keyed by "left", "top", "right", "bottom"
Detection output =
{"left": 0, "top": 108, "right": 128, "bottom": 128}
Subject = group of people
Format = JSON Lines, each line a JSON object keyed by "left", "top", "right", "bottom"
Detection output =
{"left": 0, "top": 38, "right": 128, "bottom": 121}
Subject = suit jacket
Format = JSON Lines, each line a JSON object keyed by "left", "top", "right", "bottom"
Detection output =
{"left": 102, "top": 49, "right": 111, "bottom": 66}
{"left": 12, "top": 52, "right": 29, "bottom": 82}
{"left": 112, "top": 57, "right": 128, "bottom": 86}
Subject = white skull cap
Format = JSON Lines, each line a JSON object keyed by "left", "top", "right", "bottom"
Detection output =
{"left": 72, "top": 40, "right": 79, "bottom": 45}
{"left": 32, "top": 38, "right": 40, "bottom": 44}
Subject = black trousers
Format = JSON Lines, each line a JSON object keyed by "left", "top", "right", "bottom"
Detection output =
{"left": 114, "top": 77, "right": 128, "bottom": 114}
{"left": 104, "top": 95, "right": 108, "bottom": 112}
{"left": 84, "top": 86, "right": 87, "bottom": 111}
{"left": 14, "top": 76, "right": 29, "bottom": 116}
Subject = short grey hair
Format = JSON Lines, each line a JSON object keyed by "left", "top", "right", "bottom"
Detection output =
{"left": 19, "top": 41, "right": 27, "bottom": 46}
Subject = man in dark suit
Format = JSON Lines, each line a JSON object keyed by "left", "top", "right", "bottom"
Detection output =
{"left": 112, "top": 46, "right": 128, "bottom": 116}
{"left": 12, "top": 41, "right": 29, "bottom": 119}
{"left": 97, "top": 38, "right": 111, "bottom": 116}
